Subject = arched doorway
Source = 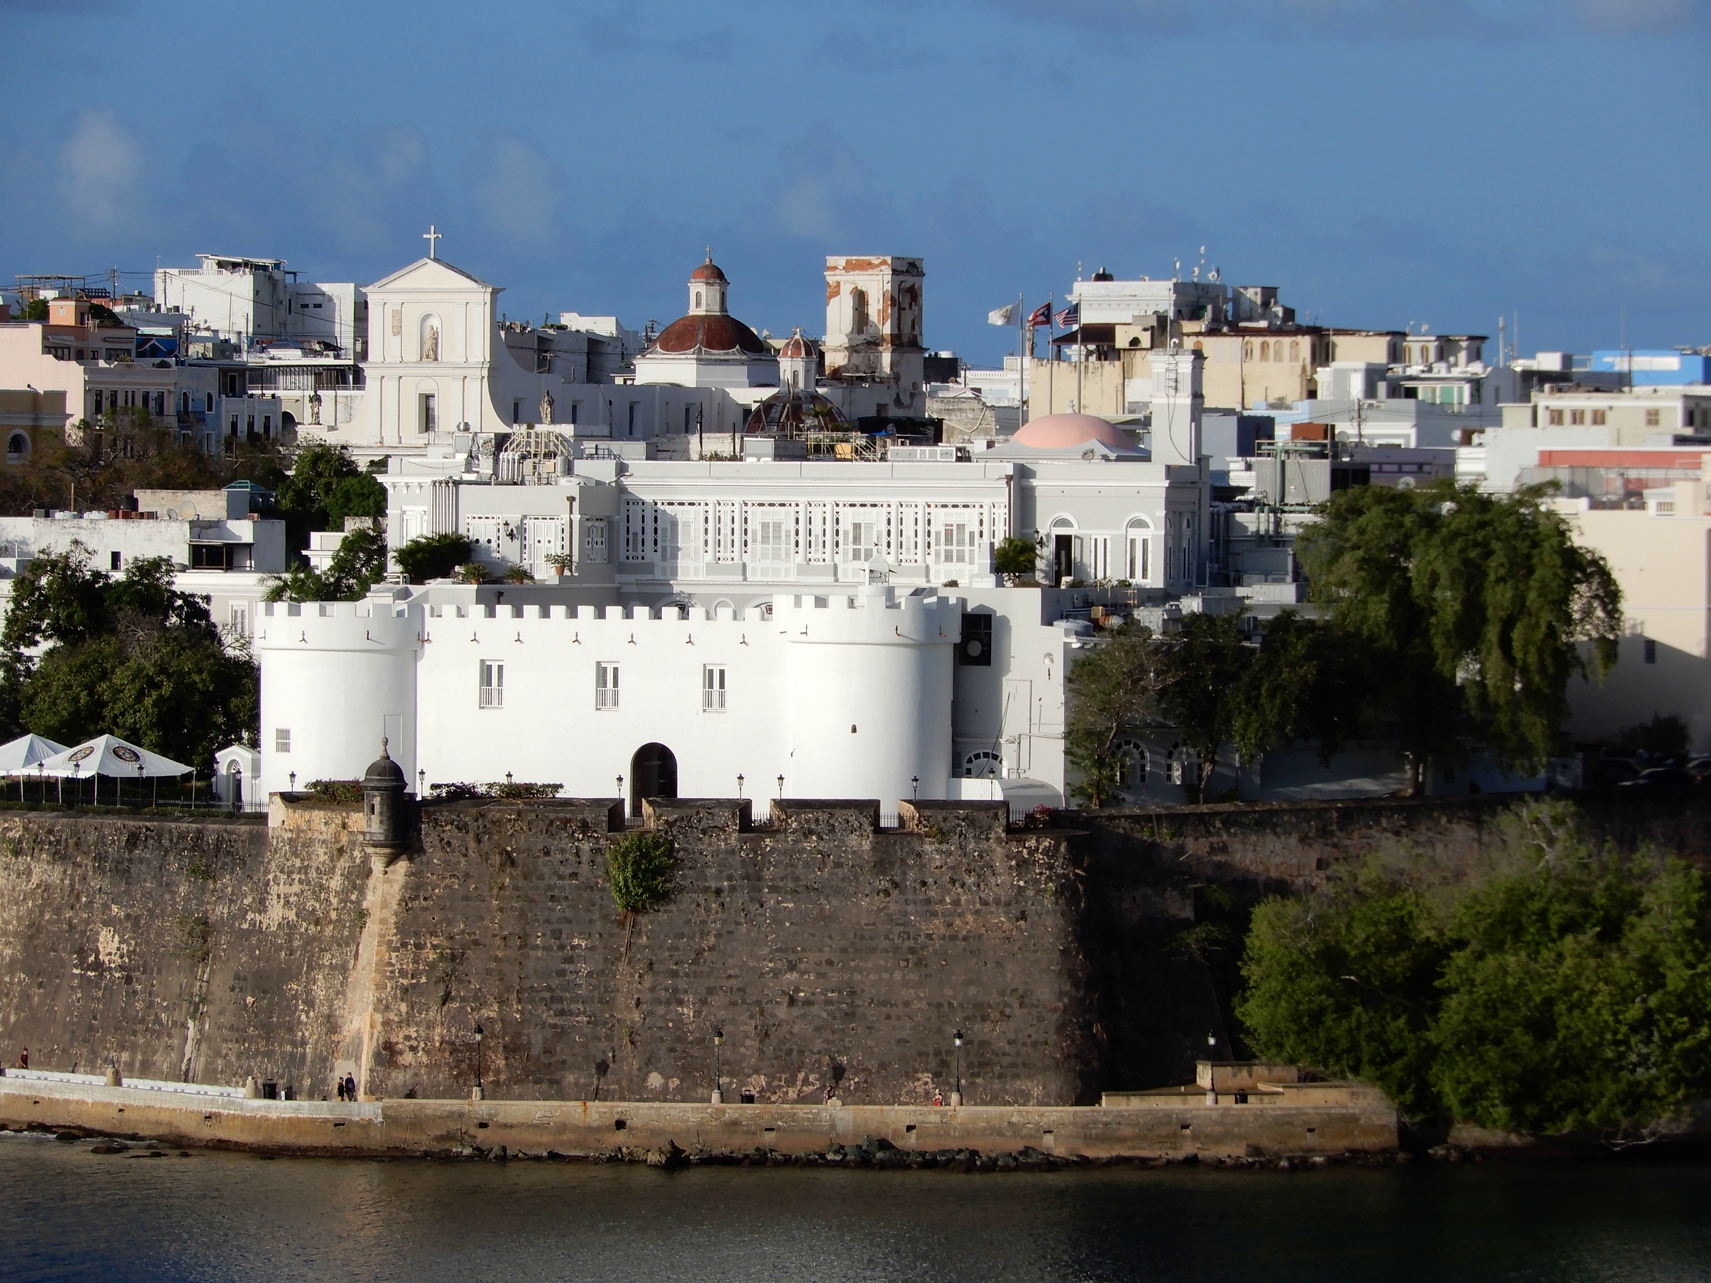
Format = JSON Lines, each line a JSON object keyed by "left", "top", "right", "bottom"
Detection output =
{"left": 629, "top": 743, "right": 678, "bottom": 817}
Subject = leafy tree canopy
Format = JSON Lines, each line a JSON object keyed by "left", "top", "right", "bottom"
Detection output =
{"left": 264, "top": 525, "right": 389, "bottom": 604}
{"left": 0, "top": 542, "right": 255, "bottom": 768}
{"left": 393, "top": 532, "right": 472, "bottom": 584}
{"left": 274, "top": 443, "right": 386, "bottom": 549}
{"left": 1237, "top": 801, "right": 1711, "bottom": 1139}
{"left": 1296, "top": 480, "right": 1622, "bottom": 787}
{"left": 994, "top": 535, "right": 1038, "bottom": 582}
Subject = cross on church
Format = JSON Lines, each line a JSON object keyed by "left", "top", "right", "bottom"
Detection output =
{"left": 423, "top": 224, "right": 442, "bottom": 260}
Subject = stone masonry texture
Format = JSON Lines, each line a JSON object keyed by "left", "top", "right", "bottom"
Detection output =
{"left": 0, "top": 793, "right": 1703, "bottom": 1107}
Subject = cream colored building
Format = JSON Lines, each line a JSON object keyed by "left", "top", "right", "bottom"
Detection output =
{"left": 1563, "top": 483, "right": 1711, "bottom": 751}
{"left": 1505, "top": 386, "right": 1711, "bottom": 438}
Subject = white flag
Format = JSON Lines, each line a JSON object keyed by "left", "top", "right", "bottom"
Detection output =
{"left": 987, "top": 304, "right": 1016, "bottom": 326}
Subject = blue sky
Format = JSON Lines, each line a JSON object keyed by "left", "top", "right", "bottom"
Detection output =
{"left": 1, "top": 0, "right": 1706, "bottom": 365}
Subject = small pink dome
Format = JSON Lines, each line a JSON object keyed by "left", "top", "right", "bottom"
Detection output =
{"left": 1011, "top": 413, "right": 1136, "bottom": 452}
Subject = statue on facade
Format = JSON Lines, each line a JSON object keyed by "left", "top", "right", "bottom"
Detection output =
{"left": 422, "top": 324, "right": 440, "bottom": 362}
{"left": 307, "top": 389, "right": 323, "bottom": 425}
{"left": 540, "top": 390, "right": 554, "bottom": 424}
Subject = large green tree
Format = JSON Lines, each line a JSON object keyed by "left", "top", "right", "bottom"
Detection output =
{"left": 274, "top": 442, "right": 386, "bottom": 552}
{"left": 0, "top": 544, "right": 256, "bottom": 770}
{"left": 1237, "top": 802, "right": 1711, "bottom": 1138}
{"left": 1296, "top": 481, "right": 1622, "bottom": 792}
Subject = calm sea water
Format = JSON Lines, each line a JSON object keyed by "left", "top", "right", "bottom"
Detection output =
{"left": 5, "top": 1132, "right": 1711, "bottom": 1282}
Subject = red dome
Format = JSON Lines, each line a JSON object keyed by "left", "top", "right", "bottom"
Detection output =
{"left": 778, "top": 331, "right": 816, "bottom": 359}
{"left": 651, "top": 313, "right": 769, "bottom": 356}
{"left": 1011, "top": 413, "right": 1137, "bottom": 452}
{"left": 690, "top": 258, "right": 728, "bottom": 284}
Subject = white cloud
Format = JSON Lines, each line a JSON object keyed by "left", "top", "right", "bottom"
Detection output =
{"left": 58, "top": 110, "right": 147, "bottom": 238}
{"left": 464, "top": 131, "right": 564, "bottom": 249}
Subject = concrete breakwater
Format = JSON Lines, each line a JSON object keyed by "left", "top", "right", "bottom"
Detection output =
{"left": 0, "top": 1075, "right": 1399, "bottom": 1164}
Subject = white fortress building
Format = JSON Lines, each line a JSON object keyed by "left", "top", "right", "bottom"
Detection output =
{"left": 233, "top": 240, "right": 1258, "bottom": 813}
{"left": 255, "top": 346, "right": 1222, "bottom": 814}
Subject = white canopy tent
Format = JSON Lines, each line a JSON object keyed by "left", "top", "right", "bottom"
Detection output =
{"left": 0, "top": 734, "right": 69, "bottom": 801}
{"left": 36, "top": 735, "right": 194, "bottom": 807}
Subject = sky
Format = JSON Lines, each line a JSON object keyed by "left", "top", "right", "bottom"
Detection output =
{"left": 1, "top": 0, "right": 1706, "bottom": 366}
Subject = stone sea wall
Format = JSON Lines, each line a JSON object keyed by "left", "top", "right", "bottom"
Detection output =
{"left": 0, "top": 792, "right": 1702, "bottom": 1108}
{"left": 0, "top": 798, "right": 1092, "bottom": 1107}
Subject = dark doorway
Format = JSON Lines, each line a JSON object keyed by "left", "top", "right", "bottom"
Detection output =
{"left": 1053, "top": 535, "right": 1074, "bottom": 586}
{"left": 630, "top": 743, "right": 678, "bottom": 817}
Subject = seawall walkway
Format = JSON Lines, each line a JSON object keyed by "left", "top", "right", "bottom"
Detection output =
{"left": 0, "top": 1073, "right": 1397, "bottom": 1163}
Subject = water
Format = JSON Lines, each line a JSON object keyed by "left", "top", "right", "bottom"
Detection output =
{"left": 5, "top": 1132, "right": 1711, "bottom": 1282}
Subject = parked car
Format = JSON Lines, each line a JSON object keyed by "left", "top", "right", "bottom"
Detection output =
{"left": 1597, "top": 757, "right": 1642, "bottom": 785}
{"left": 1616, "top": 767, "right": 1699, "bottom": 790}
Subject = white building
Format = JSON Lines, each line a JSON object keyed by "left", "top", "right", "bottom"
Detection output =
{"left": 256, "top": 352, "right": 1217, "bottom": 811}
{"left": 0, "top": 487, "right": 287, "bottom": 642}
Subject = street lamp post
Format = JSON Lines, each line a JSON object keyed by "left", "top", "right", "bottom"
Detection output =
{"left": 951, "top": 1029, "right": 964, "bottom": 1107}
{"left": 776, "top": 774, "right": 784, "bottom": 800}
{"left": 472, "top": 1023, "right": 485, "bottom": 1101}
{"left": 736, "top": 774, "right": 744, "bottom": 799}
{"left": 711, "top": 1027, "right": 724, "bottom": 1104}
{"left": 617, "top": 774, "right": 625, "bottom": 819}
{"left": 289, "top": 771, "right": 296, "bottom": 793}
{"left": 912, "top": 775, "right": 920, "bottom": 801}
{"left": 418, "top": 769, "right": 425, "bottom": 797}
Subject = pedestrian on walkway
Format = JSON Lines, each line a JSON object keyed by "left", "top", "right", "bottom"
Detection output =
{"left": 344, "top": 1073, "right": 357, "bottom": 1102}
{"left": 16, "top": 1048, "right": 25, "bottom": 1070}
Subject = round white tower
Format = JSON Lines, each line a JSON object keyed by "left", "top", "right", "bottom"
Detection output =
{"left": 256, "top": 599, "right": 421, "bottom": 798}
{"left": 777, "top": 585, "right": 959, "bottom": 805}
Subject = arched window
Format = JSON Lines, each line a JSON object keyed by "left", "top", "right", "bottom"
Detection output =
{"left": 1113, "top": 738, "right": 1147, "bottom": 788}
{"left": 695, "top": 290, "right": 702, "bottom": 309}
{"left": 850, "top": 287, "right": 869, "bottom": 334}
{"left": 1243, "top": 341, "right": 1254, "bottom": 361}
{"left": 1260, "top": 341, "right": 1270, "bottom": 362}
{"left": 1124, "top": 516, "right": 1152, "bottom": 582}
{"left": 1289, "top": 340, "right": 1300, "bottom": 362}
{"left": 6, "top": 432, "right": 28, "bottom": 464}
{"left": 962, "top": 750, "right": 1002, "bottom": 779}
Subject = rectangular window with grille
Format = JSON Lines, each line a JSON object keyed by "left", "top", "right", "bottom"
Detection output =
{"left": 846, "top": 520, "right": 875, "bottom": 563}
{"left": 755, "top": 519, "right": 788, "bottom": 565}
{"left": 596, "top": 662, "right": 619, "bottom": 710}
{"left": 703, "top": 664, "right": 727, "bottom": 711}
{"left": 940, "top": 522, "right": 971, "bottom": 565}
{"left": 275, "top": 728, "right": 291, "bottom": 753}
{"left": 479, "top": 660, "right": 504, "bottom": 709}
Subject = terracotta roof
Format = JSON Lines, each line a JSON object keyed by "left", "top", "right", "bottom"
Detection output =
{"left": 651, "top": 312, "right": 769, "bottom": 356}
{"left": 690, "top": 258, "right": 728, "bottom": 284}
{"left": 778, "top": 329, "right": 817, "bottom": 359}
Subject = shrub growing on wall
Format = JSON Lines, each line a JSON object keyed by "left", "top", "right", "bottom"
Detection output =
{"left": 606, "top": 831, "right": 675, "bottom": 917}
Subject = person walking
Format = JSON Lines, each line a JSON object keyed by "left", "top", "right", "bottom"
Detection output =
{"left": 344, "top": 1073, "right": 358, "bottom": 1102}
{"left": 336, "top": 1076, "right": 348, "bottom": 1102}
{"left": 16, "top": 1048, "right": 26, "bottom": 1070}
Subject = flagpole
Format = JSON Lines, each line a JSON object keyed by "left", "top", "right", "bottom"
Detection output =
{"left": 1046, "top": 292, "right": 1055, "bottom": 418}
{"left": 1017, "top": 291, "right": 1027, "bottom": 427}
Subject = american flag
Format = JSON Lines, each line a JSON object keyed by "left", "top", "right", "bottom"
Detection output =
{"left": 1054, "top": 304, "right": 1079, "bottom": 330}
{"left": 1027, "top": 303, "right": 1052, "bottom": 328}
